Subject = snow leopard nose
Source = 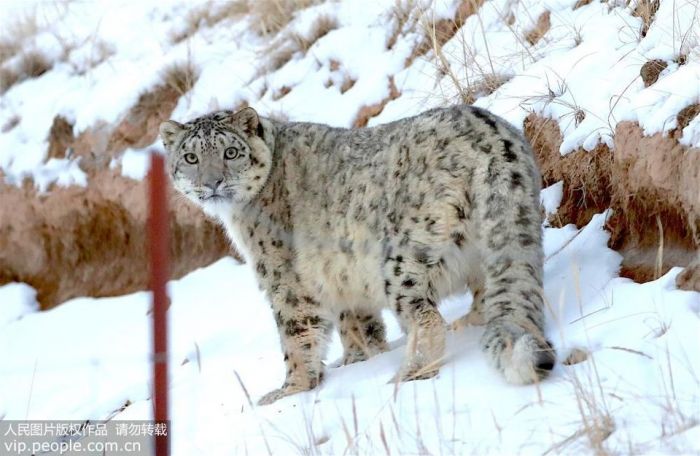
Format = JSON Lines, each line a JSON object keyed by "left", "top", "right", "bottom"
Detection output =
{"left": 204, "top": 178, "right": 223, "bottom": 191}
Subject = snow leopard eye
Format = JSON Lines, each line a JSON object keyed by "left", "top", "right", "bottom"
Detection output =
{"left": 224, "top": 147, "right": 240, "bottom": 160}
{"left": 183, "top": 153, "right": 198, "bottom": 164}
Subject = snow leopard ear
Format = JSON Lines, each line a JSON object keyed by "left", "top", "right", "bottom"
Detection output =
{"left": 159, "top": 120, "right": 186, "bottom": 150}
{"left": 232, "top": 107, "right": 263, "bottom": 138}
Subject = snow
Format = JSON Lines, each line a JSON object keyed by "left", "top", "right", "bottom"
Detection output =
{"left": 2, "top": 0, "right": 698, "bottom": 189}
{"left": 0, "top": 0, "right": 699, "bottom": 453}
{"left": 0, "top": 283, "right": 38, "bottom": 325}
{"left": 0, "top": 209, "right": 698, "bottom": 453}
{"left": 540, "top": 180, "right": 564, "bottom": 218}
{"left": 119, "top": 147, "right": 153, "bottom": 181}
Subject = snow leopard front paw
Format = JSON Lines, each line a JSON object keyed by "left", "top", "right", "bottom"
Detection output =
{"left": 257, "top": 384, "right": 309, "bottom": 406}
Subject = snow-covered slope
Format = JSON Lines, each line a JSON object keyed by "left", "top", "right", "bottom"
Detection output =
{"left": 1, "top": 0, "right": 699, "bottom": 454}
{"left": 1, "top": 0, "right": 698, "bottom": 188}
{"left": 1, "top": 203, "right": 698, "bottom": 454}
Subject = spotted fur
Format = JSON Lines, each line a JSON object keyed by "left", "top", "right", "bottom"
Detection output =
{"left": 160, "top": 105, "right": 556, "bottom": 405}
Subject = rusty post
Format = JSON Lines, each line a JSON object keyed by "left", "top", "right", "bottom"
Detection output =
{"left": 148, "top": 152, "right": 170, "bottom": 455}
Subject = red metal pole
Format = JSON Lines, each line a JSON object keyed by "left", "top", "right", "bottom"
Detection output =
{"left": 148, "top": 152, "right": 170, "bottom": 455}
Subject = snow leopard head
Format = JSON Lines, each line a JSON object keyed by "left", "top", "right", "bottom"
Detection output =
{"left": 160, "top": 107, "right": 273, "bottom": 212}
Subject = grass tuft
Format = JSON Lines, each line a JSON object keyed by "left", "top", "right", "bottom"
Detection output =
{"left": 0, "top": 51, "right": 51, "bottom": 94}
{"left": 525, "top": 10, "right": 551, "bottom": 46}
{"left": 250, "top": 0, "right": 322, "bottom": 37}
{"left": 171, "top": 0, "right": 249, "bottom": 43}
{"left": 263, "top": 13, "right": 337, "bottom": 73}
{"left": 161, "top": 61, "right": 200, "bottom": 97}
{"left": 289, "top": 14, "right": 337, "bottom": 53}
{"left": 0, "top": 15, "right": 39, "bottom": 66}
{"left": 632, "top": 0, "right": 660, "bottom": 38}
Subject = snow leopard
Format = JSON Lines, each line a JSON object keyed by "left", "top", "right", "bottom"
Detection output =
{"left": 160, "top": 105, "right": 555, "bottom": 405}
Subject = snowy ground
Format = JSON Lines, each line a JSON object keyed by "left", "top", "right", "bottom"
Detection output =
{"left": 1, "top": 201, "right": 699, "bottom": 454}
{"left": 1, "top": 0, "right": 699, "bottom": 454}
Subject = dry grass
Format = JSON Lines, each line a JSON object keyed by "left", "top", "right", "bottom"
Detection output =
{"left": 263, "top": 14, "right": 337, "bottom": 73}
{"left": 0, "top": 15, "right": 39, "bottom": 66}
{"left": 632, "top": 0, "right": 660, "bottom": 38}
{"left": 272, "top": 86, "right": 292, "bottom": 100}
{"left": 1, "top": 115, "right": 20, "bottom": 133}
{"left": 429, "top": 23, "right": 511, "bottom": 105}
{"left": 415, "top": 0, "right": 525, "bottom": 106}
{"left": 675, "top": 103, "right": 700, "bottom": 132}
{"left": 47, "top": 115, "right": 75, "bottom": 160}
{"left": 573, "top": 0, "right": 593, "bottom": 9}
{"left": 289, "top": 14, "right": 337, "bottom": 53}
{"left": 0, "top": 11, "right": 54, "bottom": 93}
{"left": 519, "top": 74, "right": 590, "bottom": 130}
{"left": 161, "top": 61, "right": 199, "bottom": 97}
{"left": 171, "top": 0, "right": 250, "bottom": 43}
{"left": 386, "top": 0, "right": 426, "bottom": 51}
{"left": 102, "top": 63, "right": 199, "bottom": 160}
{"left": 18, "top": 51, "right": 51, "bottom": 79}
{"left": 325, "top": 60, "right": 355, "bottom": 94}
{"left": 640, "top": 59, "right": 667, "bottom": 87}
{"left": 396, "top": 0, "right": 484, "bottom": 66}
{"left": 266, "top": 44, "right": 298, "bottom": 73}
{"left": 72, "top": 40, "right": 114, "bottom": 76}
{"left": 0, "top": 67, "right": 19, "bottom": 94}
{"left": 249, "top": 0, "right": 323, "bottom": 37}
{"left": 353, "top": 77, "right": 400, "bottom": 127}
{"left": 340, "top": 77, "right": 355, "bottom": 94}
{"left": 0, "top": 51, "right": 51, "bottom": 94}
{"left": 525, "top": 10, "right": 551, "bottom": 46}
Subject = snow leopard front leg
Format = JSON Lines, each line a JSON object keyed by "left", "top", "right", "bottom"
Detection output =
{"left": 258, "top": 282, "right": 331, "bottom": 405}
{"left": 246, "top": 230, "right": 331, "bottom": 405}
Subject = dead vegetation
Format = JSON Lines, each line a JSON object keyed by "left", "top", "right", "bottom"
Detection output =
{"left": 525, "top": 11, "right": 551, "bottom": 46}
{"left": 249, "top": 0, "right": 323, "bottom": 36}
{"left": 105, "top": 63, "right": 199, "bottom": 163}
{"left": 272, "top": 85, "right": 292, "bottom": 100}
{"left": 0, "top": 172, "right": 236, "bottom": 309}
{"left": 675, "top": 103, "right": 700, "bottom": 133}
{"left": 396, "top": 0, "right": 484, "bottom": 67}
{"left": 47, "top": 116, "right": 74, "bottom": 160}
{"left": 0, "top": 51, "right": 51, "bottom": 94}
{"left": 44, "top": 63, "right": 199, "bottom": 174}
{"left": 386, "top": 0, "right": 421, "bottom": 50}
{"left": 353, "top": 77, "right": 400, "bottom": 128}
{"left": 433, "top": 31, "right": 511, "bottom": 106}
{"left": 2, "top": 23, "right": 235, "bottom": 306}
{"left": 632, "top": 0, "right": 660, "bottom": 38}
{"left": 264, "top": 13, "right": 338, "bottom": 73}
{"left": 1, "top": 116, "right": 20, "bottom": 133}
{"left": 171, "top": 0, "right": 249, "bottom": 43}
{"left": 291, "top": 14, "right": 337, "bottom": 52}
{"left": 417, "top": 0, "right": 515, "bottom": 106}
{"left": 161, "top": 61, "right": 199, "bottom": 96}
{"left": 0, "top": 15, "right": 39, "bottom": 66}
{"left": 325, "top": 59, "right": 355, "bottom": 94}
{"left": 266, "top": 44, "right": 298, "bottom": 73}
{"left": 524, "top": 114, "right": 700, "bottom": 284}
{"left": 640, "top": 59, "right": 667, "bottom": 87}
{"left": 676, "top": 257, "right": 700, "bottom": 291}
{"left": 340, "top": 77, "right": 355, "bottom": 94}
{"left": 0, "top": 11, "right": 55, "bottom": 94}
{"left": 525, "top": 114, "right": 614, "bottom": 228}
{"left": 553, "top": 370, "right": 615, "bottom": 455}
